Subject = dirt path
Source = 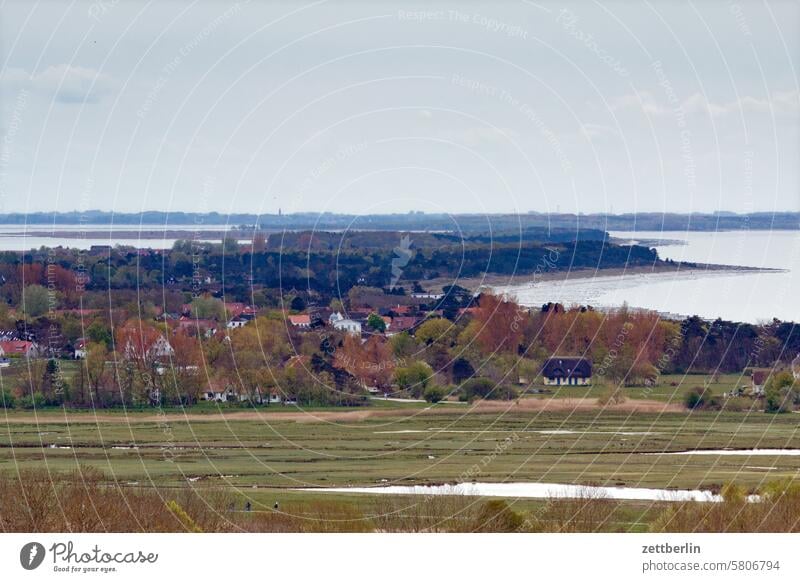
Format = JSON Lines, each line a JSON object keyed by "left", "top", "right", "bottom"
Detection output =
{"left": 0, "top": 398, "right": 683, "bottom": 424}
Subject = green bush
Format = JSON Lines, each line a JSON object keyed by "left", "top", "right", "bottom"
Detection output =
{"left": 460, "top": 377, "right": 495, "bottom": 401}
{"left": 460, "top": 378, "right": 517, "bottom": 401}
{"left": 764, "top": 371, "right": 798, "bottom": 413}
{"left": 684, "top": 386, "right": 710, "bottom": 410}
{"left": 472, "top": 500, "right": 525, "bottom": 532}
{"left": 423, "top": 385, "right": 445, "bottom": 403}
{"left": 0, "top": 390, "right": 15, "bottom": 409}
{"left": 18, "top": 392, "right": 46, "bottom": 410}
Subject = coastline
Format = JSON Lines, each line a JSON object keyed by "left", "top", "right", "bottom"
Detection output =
{"left": 427, "top": 262, "right": 781, "bottom": 294}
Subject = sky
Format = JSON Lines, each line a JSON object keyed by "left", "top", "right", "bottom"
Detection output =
{"left": 0, "top": 0, "right": 798, "bottom": 216}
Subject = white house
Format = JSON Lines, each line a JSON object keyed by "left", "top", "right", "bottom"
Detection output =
{"left": 227, "top": 316, "right": 249, "bottom": 329}
{"left": 123, "top": 335, "right": 174, "bottom": 360}
{"left": 73, "top": 338, "right": 87, "bottom": 359}
{"left": 333, "top": 318, "right": 362, "bottom": 336}
{"left": 542, "top": 357, "right": 593, "bottom": 386}
{"left": 411, "top": 292, "right": 444, "bottom": 300}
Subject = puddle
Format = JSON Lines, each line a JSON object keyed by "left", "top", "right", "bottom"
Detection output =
{"left": 374, "top": 429, "right": 660, "bottom": 436}
{"left": 650, "top": 449, "right": 800, "bottom": 456}
{"left": 298, "top": 482, "right": 728, "bottom": 502}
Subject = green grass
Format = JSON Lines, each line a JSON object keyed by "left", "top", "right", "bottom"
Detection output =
{"left": 2, "top": 406, "right": 797, "bottom": 492}
{"left": 1, "top": 370, "right": 794, "bottom": 532}
{"left": 527, "top": 373, "right": 751, "bottom": 402}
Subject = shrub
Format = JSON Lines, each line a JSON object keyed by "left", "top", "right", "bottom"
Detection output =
{"left": 598, "top": 385, "right": 626, "bottom": 405}
{"left": 684, "top": 386, "right": 711, "bottom": 410}
{"left": 0, "top": 389, "right": 15, "bottom": 409}
{"left": 423, "top": 385, "right": 445, "bottom": 403}
{"left": 460, "top": 377, "right": 495, "bottom": 400}
{"left": 18, "top": 392, "right": 46, "bottom": 410}
{"left": 472, "top": 500, "right": 525, "bottom": 532}
{"left": 764, "top": 371, "right": 797, "bottom": 413}
{"left": 394, "top": 361, "right": 433, "bottom": 397}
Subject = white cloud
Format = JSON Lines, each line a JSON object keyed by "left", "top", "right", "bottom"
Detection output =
{"left": 613, "top": 89, "right": 800, "bottom": 118}
{"left": 1, "top": 64, "right": 113, "bottom": 103}
{"left": 437, "top": 126, "right": 518, "bottom": 147}
{"left": 580, "top": 123, "right": 619, "bottom": 140}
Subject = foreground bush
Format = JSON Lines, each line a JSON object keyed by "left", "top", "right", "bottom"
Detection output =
{"left": 650, "top": 480, "right": 800, "bottom": 532}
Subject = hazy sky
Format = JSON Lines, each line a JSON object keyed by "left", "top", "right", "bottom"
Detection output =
{"left": 1, "top": 0, "right": 798, "bottom": 215}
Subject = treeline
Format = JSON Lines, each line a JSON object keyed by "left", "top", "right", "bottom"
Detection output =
{"left": 4, "top": 210, "right": 798, "bottom": 231}
{"left": 1, "top": 236, "right": 660, "bottom": 304}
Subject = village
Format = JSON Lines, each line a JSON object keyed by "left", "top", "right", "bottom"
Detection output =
{"left": 1, "top": 276, "right": 799, "bottom": 412}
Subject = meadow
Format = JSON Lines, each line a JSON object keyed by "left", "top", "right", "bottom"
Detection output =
{"left": 2, "top": 390, "right": 800, "bottom": 531}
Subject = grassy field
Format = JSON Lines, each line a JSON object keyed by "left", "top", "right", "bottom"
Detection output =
{"left": 2, "top": 370, "right": 797, "bottom": 531}
{"left": 2, "top": 404, "right": 798, "bottom": 490}
{"left": 528, "top": 373, "right": 750, "bottom": 401}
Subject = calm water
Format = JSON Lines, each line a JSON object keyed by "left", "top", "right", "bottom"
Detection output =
{"left": 501, "top": 230, "right": 800, "bottom": 323}
{"left": 301, "top": 482, "right": 727, "bottom": 502}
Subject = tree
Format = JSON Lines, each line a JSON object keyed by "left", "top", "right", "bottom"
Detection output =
{"left": 191, "top": 296, "right": 226, "bottom": 320}
{"left": 423, "top": 385, "right": 445, "bottom": 403}
{"left": 414, "top": 318, "right": 453, "bottom": 346}
{"left": 390, "top": 332, "right": 417, "bottom": 359}
{"left": 394, "top": 361, "right": 433, "bottom": 397}
{"left": 684, "top": 386, "right": 713, "bottom": 410}
{"left": 367, "top": 313, "right": 386, "bottom": 333}
{"left": 165, "top": 331, "right": 202, "bottom": 404}
{"left": 461, "top": 377, "right": 495, "bottom": 400}
{"left": 290, "top": 296, "right": 306, "bottom": 312}
{"left": 252, "top": 232, "right": 266, "bottom": 253}
{"left": 87, "top": 321, "right": 113, "bottom": 350}
{"left": 334, "top": 335, "right": 394, "bottom": 390}
{"left": 473, "top": 294, "right": 525, "bottom": 355}
{"left": 21, "top": 284, "right": 51, "bottom": 317}
{"left": 86, "top": 342, "right": 108, "bottom": 395}
{"left": 764, "top": 371, "right": 797, "bottom": 413}
{"left": 114, "top": 320, "right": 166, "bottom": 404}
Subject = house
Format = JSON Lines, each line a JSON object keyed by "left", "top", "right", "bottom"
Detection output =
{"left": 175, "top": 316, "right": 218, "bottom": 338}
{"left": 411, "top": 292, "right": 444, "bottom": 300}
{"left": 0, "top": 340, "right": 39, "bottom": 359}
{"left": 389, "top": 304, "right": 413, "bottom": 315}
{"left": 122, "top": 334, "right": 174, "bottom": 361}
{"left": 457, "top": 307, "right": 481, "bottom": 317}
{"left": 542, "top": 357, "right": 592, "bottom": 386}
{"left": 203, "top": 386, "right": 237, "bottom": 402}
{"left": 329, "top": 311, "right": 345, "bottom": 325}
{"left": 792, "top": 354, "right": 800, "bottom": 381}
{"left": 333, "top": 318, "right": 362, "bottom": 336}
{"left": 288, "top": 314, "right": 311, "bottom": 328}
{"left": 155, "top": 364, "right": 199, "bottom": 376}
{"left": 73, "top": 338, "right": 87, "bottom": 359}
{"left": 224, "top": 302, "right": 247, "bottom": 317}
{"left": 386, "top": 316, "right": 418, "bottom": 335}
{"left": 227, "top": 316, "right": 250, "bottom": 329}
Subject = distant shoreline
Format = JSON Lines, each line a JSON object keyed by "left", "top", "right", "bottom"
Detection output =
{"left": 426, "top": 262, "right": 782, "bottom": 294}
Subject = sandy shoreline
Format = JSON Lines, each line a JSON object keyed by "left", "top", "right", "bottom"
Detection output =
{"left": 427, "top": 262, "right": 779, "bottom": 293}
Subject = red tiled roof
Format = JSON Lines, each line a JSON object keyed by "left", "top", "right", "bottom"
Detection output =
{"left": 0, "top": 340, "right": 34, "bottom": 355}
{"left": 288, "top": 314, "right": 311, "bottom": 326}
{"left": 390, "top": 316, "right": 418, "bottom": 331}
